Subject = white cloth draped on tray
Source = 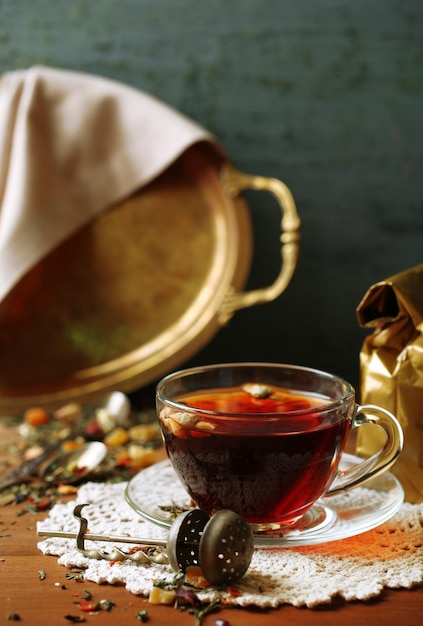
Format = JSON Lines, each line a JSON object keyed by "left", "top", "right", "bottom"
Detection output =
{"left": 0, "top": 65, "right": 215, "bottom": 302}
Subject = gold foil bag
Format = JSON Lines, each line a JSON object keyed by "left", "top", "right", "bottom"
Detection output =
{"left": 356, "top": 264, "right": 423, "bottom": 502}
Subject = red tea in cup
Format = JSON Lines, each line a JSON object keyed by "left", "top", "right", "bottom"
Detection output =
{"left": 156, "top": 363, "right": 403, "bottom": 527}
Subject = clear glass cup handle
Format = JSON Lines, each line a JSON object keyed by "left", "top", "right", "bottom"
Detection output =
{"left": 218, "top": 164, "right": 300, "bottom": 324}
{"left": 326, "top": 404, "right": 404, "bottom": 496}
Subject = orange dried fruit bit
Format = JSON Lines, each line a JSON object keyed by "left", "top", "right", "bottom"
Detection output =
{"left": 184, "top": 565, "right": 210, "bottom": 588}
{"left": 127, "top": 445, "right": 158, "bottom": 468}
{"left": 166, "top": 417, "right": 189, "bottom": 440}
{"left": 227, "top": 586, "right": 242, "bottom": 597}
{"left": 24, "top": 407, "right": 51, "bottom": 426}
{"left": 57, "top": 484, "right": 78, "bottom": 495}
{"left": 61, "top": 439, "right": 84, "bottom": 454}
{"left": 129, "top": 423, "right": 160, "bottom": 442}
{"left": 190, "top": 421, "right": 214, "bottom": 438}
{"left": 104, "top": 427, "right": 129, "bottom": 447}
{"left": 78, "top": 599, "right": 98, "bottom": 612}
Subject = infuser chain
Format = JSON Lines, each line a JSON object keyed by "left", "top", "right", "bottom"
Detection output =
{"left": 72, "top": 503, "right": 168, "bottom": 563}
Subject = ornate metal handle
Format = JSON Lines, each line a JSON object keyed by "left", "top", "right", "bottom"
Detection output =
{"left": 219, "top": 164, "right": 300, "bottom": 324}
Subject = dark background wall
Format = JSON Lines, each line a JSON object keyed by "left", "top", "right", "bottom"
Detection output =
{"left": 1, "top": 0, "right": 422, "bottom": 391}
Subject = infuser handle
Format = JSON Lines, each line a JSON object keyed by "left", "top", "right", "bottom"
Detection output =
{"left": 218, "top": 165, "right": 300, "bottom": 324}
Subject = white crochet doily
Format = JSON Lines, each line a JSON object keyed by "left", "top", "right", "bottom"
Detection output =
{"left": 37, "top": 481, "right": 423, "bottom": 608}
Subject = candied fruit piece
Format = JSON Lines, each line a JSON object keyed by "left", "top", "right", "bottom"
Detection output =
{"left": 148, "top": 587, "right": 176, "bottom": 605}
{"left": 104, "top": 427, "right": 129, "bottom": 447}
{"left": 24, "top": 407, "right": 50, "bottom": 426}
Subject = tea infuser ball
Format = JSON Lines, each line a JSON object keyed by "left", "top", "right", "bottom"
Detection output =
{"left": 167, "top": 508, "right": 255, "bottom": 586}
{"left": 39, "top": 504, "right": 255, "bottom": 586}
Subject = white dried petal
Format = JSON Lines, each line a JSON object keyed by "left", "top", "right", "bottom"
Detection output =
{"left": 242, "top": 383, "right": 274, "bottom": 398}
{"left": 53, "top": 402, "right": 82, "bottom": 423}
{"left": 24, "top": 446, "right": 44, "bottom": 461}
{"left": 95, "top": 407, "right": 116, "bottom": 432}
{"left": 18, "top": 422, "right": 31, "bottom": 438}
{"left": 158, "top": 407, "right": 169, "bottom": 422}
{"left": 171, "top": 411, "right": 199, "bottom": 427}
{"left": 160, "top": 405, "right": 176, "bottom": 419}
{"left": 195, "top": 420, "right": 215, "bottom": 431}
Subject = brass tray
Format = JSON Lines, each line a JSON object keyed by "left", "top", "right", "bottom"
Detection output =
{"left": 0, "top": 143, "right": 299, "bottom": 412}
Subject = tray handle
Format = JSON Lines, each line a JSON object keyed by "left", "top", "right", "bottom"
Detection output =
{"left": 219, "top": 164, "right": 300, "bottom": 324}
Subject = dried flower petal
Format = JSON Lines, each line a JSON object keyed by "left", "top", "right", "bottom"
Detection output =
{"left": 242, "top": 383, "right": 273, "bottom": 398}
{"left": 175, "top": 587, "right": 201, "bottom": 608}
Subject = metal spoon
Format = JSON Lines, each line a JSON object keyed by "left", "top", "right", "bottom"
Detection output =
{"left": 0, "top": 391, "right": 130, "bottom": 491}
{"left": 38, "top": 504, "right": 255, "bottom": 586}
{"left": 38, "top": 441, "right": 107, "bottom": 485}
{"left": 0, "top": 432, "right": 74, "bottom": 491}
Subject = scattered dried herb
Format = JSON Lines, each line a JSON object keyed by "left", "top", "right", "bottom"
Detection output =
{"left": 3, "top": 484, "right": 58, "bottom": 516}
{"left": 1, "top": 407, "right": 162, "bottom": 507}
{"left": 158, "top": 502, "right": 191, "bottom": 519}
{"left": 64, "top": 616, "right": 85, "bottom": 623}
{"left": 66, "top": 568, "right": 85, "bottom": 582}
{"left": 6, "top": 613, "right": 20, "bottom": 621}
{"left": 196, "top": 600, "right": 221, "bottom": 626}
{"left": 151, "top": 570, "right": 224, "bottom": 625}
{"left": 0, "top": 492, "right": 16, "bottom": 506}
{"left": 153, "top": 571, "right": 185, "bottom": 590}
{"left": 185, "top": 599, "right": 221, "bottom": 626}
{"left": 38, "top": 569, "right": 46, "bottom": 580}
{"left": 99, "top": 599, "right": 115, "bottom": 612}
{"left": 135, "top": 609, "right": 149, "bottom": 622}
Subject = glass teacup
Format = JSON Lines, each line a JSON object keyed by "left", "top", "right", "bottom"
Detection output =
{"left": 156, "top": 363, "right": 403, "bottom": 528}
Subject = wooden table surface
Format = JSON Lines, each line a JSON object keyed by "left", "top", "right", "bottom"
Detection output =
{"left": 1, "top": 422, "right": 422, "bottom": 626}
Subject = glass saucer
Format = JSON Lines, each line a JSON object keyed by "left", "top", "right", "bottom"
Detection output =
{"left": 125, "top": 453, "right": 404, "bottom": 547}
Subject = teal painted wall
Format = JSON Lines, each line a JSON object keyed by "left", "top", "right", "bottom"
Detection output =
{"left": 1, "top": 0, "right": 422, "bottom": 388}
